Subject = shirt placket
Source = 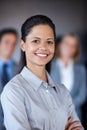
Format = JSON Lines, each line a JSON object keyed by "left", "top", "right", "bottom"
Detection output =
{"left": 43, "top": 83, "right": 58, "bottom": 130}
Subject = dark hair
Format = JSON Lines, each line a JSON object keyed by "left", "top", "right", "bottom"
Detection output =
{"left": 21, "top": 15, "right": 56, "bottom": 42}
{"left": 19, "top": 50, "right": 26, "bottom": 73}
{"left": 0, "top": 28, "right": 18, "bottom": 41}
{"left": 55, "top": 36, "right": 62, "bottom": 46}
{"left": 19, "top": 15, "right": 56, "bottom": 72}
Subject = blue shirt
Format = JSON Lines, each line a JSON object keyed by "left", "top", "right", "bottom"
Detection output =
{"left": 0, "top": 59, "right": 14, "bottom": 80}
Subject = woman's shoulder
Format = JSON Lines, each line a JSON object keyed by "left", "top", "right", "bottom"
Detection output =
{"left": 7, "top": 73, "right": 24, "bottom": 88}
{"left": 1, "top": 73, "right": 25, "bottom": 98}
{"left": 1, "top": 74, "right": 26, "bottom": 108}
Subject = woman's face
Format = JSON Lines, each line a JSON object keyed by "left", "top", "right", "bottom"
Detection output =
{"left": 20, "top": 25, "right": 55, "bottom": 67}
{"left": 59, "top": 36, "right": 78, "bottom": 59}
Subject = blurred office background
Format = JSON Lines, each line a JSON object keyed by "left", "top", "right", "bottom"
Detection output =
{"left": 0, "top": 0, "right": 87, "bottom": 129}
{"left": 0, "top": 0, "right": 87, "bottom": 63}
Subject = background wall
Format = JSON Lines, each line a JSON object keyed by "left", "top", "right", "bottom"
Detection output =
{"left": 0, "top": 0, "right": 87, "bottom": 62}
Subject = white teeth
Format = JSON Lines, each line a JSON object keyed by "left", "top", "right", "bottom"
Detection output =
{"left": 36, "top": 53, "right": 48, "bottom": 57}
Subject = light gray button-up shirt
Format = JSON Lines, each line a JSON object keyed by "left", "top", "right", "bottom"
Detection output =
{"left": 1, "top": 67, "right": 83, "bottom": 130}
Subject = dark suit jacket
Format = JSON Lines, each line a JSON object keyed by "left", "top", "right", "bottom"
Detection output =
{"left": 50, "top": 59, "right": 86, "bottom": 120}
{"left": 0, "top": 61, "right": 19, "bottom": 130}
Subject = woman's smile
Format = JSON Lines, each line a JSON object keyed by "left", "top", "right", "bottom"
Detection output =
{"left": 35, "top": 53, "right": 49, "bottom": 58}
{"left": 21, "top": 24, "right": 55, "bottom": 66}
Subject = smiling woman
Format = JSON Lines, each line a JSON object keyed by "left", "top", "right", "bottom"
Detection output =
{"left": 1, "top": 15, "right": 84, "bottom": 130}
{"left": 20, "top": 24, "right": 55, "bottom": 69}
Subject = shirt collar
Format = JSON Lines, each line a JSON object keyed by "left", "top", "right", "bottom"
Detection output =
{"left": 46, "top": 71, "right": 56, "bottom": 87}
{"left": 21, "top": 66, "right": 56, "bottom": 91}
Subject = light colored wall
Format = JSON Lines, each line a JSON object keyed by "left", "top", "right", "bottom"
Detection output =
{"left": 0, "top": 0, "right": 86, "bottom": 62}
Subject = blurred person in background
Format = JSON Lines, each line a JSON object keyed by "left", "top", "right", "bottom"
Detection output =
{"left": 0, "top": 28, "right": 19, "bottom": 130}
{"left": 50, "top": 34, "right": 86, "bottom": 123}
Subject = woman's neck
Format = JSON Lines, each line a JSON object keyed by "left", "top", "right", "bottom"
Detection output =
{"left": 26, "top": 63, "right": 47, "bottom": 82}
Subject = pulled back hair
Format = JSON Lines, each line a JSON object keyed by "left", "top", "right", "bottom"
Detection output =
{"left": 19, "top": 15, "right": 56, "bottom": 72}
{"left": 21, "top": 15, "right": 56, "bottom": 42}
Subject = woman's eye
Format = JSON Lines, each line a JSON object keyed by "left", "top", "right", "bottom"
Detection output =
{"left": 32, "top": 40, "right": 39, "bottom": 43}
{"left": 47, "top": 41, "right": 53, "bottom": 44}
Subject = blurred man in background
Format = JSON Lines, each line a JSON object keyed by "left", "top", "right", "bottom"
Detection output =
{"left": 0, "top": 28, "right": 19, "bottom": 130}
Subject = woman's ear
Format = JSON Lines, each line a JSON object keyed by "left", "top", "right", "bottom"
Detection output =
{"left": 20, "top": 40, "right": 25, "bottom": 52}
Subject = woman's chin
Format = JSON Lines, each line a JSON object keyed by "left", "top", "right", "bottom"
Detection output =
{"left": 34, "top": 58, "right": 51, "bottom": 66}
{"left": 36, "top": 62, "right": 47, "bottom": 66}
{"left": 34, "top": 61, "right": 49, "bottom": 67}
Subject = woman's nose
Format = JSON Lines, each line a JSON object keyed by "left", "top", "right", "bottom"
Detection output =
{"left": 39, "top": 46, "right": 47, "bottom": 51}
{"left": 39, "top": 43, "right": 47, "bottom": 51}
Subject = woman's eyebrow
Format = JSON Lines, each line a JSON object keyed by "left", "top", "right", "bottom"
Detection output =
{"left": 33, "top": 37, "right": 40, "bottom": 39}
{"left": 47, "top": 38, "right": 54, "bottom": 40}
{"left": 32, "top": 37, "right": 54, "bottom": 40}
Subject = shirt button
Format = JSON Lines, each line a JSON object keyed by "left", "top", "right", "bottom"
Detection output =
{"left": 46, "top": 89, "right": 49, "bottom": 93}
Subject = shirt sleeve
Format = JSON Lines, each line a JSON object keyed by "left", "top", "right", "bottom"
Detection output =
{"left": 1, "top": 82, "right": 32, "bottom": 130}
{"left": 59, "top": 84, "right": 84, "bottom": 129}
{"left": 67, "top": 90, "right": 84, "bottom": 129}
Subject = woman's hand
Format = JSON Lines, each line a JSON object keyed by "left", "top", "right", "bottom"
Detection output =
{"left": 65, "top": 116, "right": 84, "bottom": 130}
